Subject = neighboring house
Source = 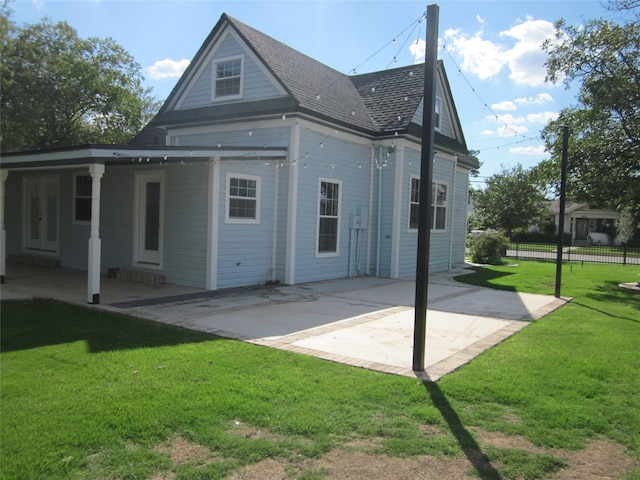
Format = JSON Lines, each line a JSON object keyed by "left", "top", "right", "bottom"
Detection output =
{"left": 543, "top": 200, "right": 621, "bottom": 245}
{"left": 0, "top": 13, "right": 478, "bottom": 303}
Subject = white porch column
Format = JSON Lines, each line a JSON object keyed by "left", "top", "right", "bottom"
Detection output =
{"left": 0, "top": 170, "right": 8, "bottom": 284}
{"left": 87, "top": 163, "right": 105, "bottom": 304}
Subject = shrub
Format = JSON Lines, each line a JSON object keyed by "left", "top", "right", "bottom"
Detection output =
{"left": 469, "top": 231, "right": 509, "bottom": 265}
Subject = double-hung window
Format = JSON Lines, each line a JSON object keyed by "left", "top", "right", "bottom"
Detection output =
{"left": 214, "top": 56, "right": 243, "bottom": 100}
{"left": 73, "top": 173, "right": 92, "bottom": 223}
{"left": 226, "top": 173, "right": 259, "bottom": 224}
{"left": 408, "top": 177, "right": 447, "bottom": 231}
{"left": 317, "top": 179, "right": 341, "bottom": 255}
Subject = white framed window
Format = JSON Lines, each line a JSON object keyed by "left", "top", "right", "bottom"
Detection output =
{"left": 73, "top": 173, "right": 92, "bottom": 224}
{"left": 317, "top": 178, "right": 341, "bottom": 256}
{"left": 213, "top": 55, "right": 243, "bottom": 100}
{"left": 226, "top": 173, "right": 260, "bottom": 224}
{"left": 408, "top": 177, "right": 448, "bottom": 232}
{"left": 434, "top": 97, "right": 442, "bottom": 130}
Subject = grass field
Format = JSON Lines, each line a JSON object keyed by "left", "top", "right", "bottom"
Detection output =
{"left": 1, "top": 261, "right": 639, "bottom": 479}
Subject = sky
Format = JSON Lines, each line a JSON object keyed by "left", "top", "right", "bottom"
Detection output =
{"left": 8, "top": 0, "right": 625, "bottom": 184}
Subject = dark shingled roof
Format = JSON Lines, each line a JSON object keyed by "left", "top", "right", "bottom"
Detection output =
{"left": 142, "top": 13, "right": 475, "bottom": 165}
{"left": 350, "top": 64, "right": 426, "bottom": 134}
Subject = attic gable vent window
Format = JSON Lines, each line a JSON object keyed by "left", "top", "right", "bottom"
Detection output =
{"left": 214, "top": 56, "right": 243, "bottom": 100}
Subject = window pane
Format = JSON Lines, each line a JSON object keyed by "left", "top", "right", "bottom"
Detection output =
{"left": 228, "top": 176, "right": 257, "bottom": 219}
{"left": 411, "top": 178, "right": 420, "bottom": 203}
{"left": 215, "top": 59, "right": 241, "bottom": 97}
{"left": 75, "top": 175, "right": 92, "bottom": 197}
{"left": 318, "top": 181, "right": 339, "bottom": 253}
{"left": 436, "top": 184, "right": 447, "bottom": 205}
{"left": 75, "top": 198, "right": 91, "bottom": 222}
{"left": 318, "top": 217, "right": 338, "bottom": 252}
{"left": 435, "top": 206, "right": 446, "bottom": 230}
{"left": 410, "top": 204, "right": 419, "bottom": 230}
{"left": 145, "top": 182, "right": 161, "bottom": 251}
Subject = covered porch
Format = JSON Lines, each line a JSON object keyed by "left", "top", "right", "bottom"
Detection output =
{"left": 0, "top": 144, "right": 288, "bottom": 304}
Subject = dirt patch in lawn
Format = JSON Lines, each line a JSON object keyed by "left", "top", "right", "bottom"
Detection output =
{"left": 151, "top": 429, "right": 638, "bottom": 479}
{"left": 228, "top": 435, "right": 639, "bottom": 480}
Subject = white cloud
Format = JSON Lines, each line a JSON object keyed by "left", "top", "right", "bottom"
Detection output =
{"left": 509, "top": 145, "right": 547, "bottom": 155}
{"left": 443, "top": 17, "right": 557, "bottom": 87}
{"left": 443, "top": 28, "right": 506, "bottom": 79}
{"left": 409, "top": 38, "right": 426, "bottom": 64}
{"left": 481, "top": 129, "right": 495, "bottom": 135}
{"left": 476, "top": 14, "right": 485, "bottom": 25}
{"left": 515, "top": 93, "right": 554, "bottom": 105}
{"left": 148, "top": 58, "right": 190, "bottom": 80}
{"left": 526, "top": 111, "right": 559, "bottom": 123}
{"left": 499, "top": 18, "right": 556, "bottom": 86}
{"left": 491, "top": 100, "right": 517, "bottom": 111}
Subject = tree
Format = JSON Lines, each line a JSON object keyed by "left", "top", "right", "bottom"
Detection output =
{"left": 533, "top": 2, "right": 640, "bottom": 214}
{"left": 1, "top": 7, "right": 161, "bottom": 153}
{"left": 471, "top": 164, "right": 546, "bottom": 238}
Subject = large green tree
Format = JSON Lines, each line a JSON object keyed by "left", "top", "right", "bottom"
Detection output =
{"left": 533, "top": 2, "right": 639, "bottom": 215}
{"left": 1, "top": 6, "right": 160, "bottom": 153}
{"left": 470, "top": 164, "right": 546, "bottom": 238}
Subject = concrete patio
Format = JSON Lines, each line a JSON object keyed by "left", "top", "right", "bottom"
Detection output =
{"left": 0, "top": 262, "right": 568, "bottom": 380}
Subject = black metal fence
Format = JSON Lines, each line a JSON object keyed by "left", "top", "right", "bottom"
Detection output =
{"left": 505, "top": 242, "right": 640, "bottom": 265}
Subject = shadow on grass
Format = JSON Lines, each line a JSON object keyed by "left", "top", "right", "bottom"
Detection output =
{"left": 0, "top": 299, "right": 218, "bottom": 353}
{"left": 454, "top": 266, "right": 517, "bottom": 292}
{"left": 424, "top": 381, "right": 502, "bottom": 480}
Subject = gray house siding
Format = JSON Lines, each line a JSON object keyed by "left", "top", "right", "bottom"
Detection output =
{"left": 215, "top": 162, "right": 277, "bottom": 289}
{"left": 293, "top": 129, "right": 372, "bottom": 284}
{"left": 161, "top": 164, "right": 209, "bottom": 287}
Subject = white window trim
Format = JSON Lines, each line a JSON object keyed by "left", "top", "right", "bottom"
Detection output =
{"left": 407, "top": 177, "right": 448, "bottom": 233}
{"left": 316, "top": 177, "right": 342, "bottom": 258}
{"left": 132, "top": 171, "right": 164, "bottom": 270}
{"left": 225, "top": 172, "right": 260, "bottom": 224}
{"left": 72, "top": 172, "right": 91, "bottom": 225}
{"left": 212, "top": 54, "right": 244, "bottom": 102}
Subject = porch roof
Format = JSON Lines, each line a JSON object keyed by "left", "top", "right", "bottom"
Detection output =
{"left": 0, "top": 144, "right": 289, "bottom": 170}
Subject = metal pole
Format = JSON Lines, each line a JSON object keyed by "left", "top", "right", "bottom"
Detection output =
{"left": 413, "top": 4, "right": 439, "bottom": 371}
{"left": 555, "top": 126, "right": 569, "bottom": 298}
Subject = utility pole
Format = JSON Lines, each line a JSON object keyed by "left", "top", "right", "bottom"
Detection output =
{"left": 413, "top": 4, "right": 439, "bottom": 372}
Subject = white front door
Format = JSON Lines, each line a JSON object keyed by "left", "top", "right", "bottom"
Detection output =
{"left": 134, "top": 172, "right": 164, "bottom": 266}
{"left": 25, "top": 176, "right": 58, "bottom": 252}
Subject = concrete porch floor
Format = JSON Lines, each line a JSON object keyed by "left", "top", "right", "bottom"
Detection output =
{"left": 0, "top": 262, "right": 568, "bottom": 380}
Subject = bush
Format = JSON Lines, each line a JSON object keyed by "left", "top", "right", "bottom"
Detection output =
{"left": 469, "top": 232, "right": 509, "bottom": 265}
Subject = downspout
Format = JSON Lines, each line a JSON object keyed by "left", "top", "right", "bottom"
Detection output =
{"left": 448, "top": 154, "right": 458, "bottom": 270}
{"left": 376, "top": 144, "right": 383, "bottom": 277}
{"left": 366, "top": 144, "right": 374, "bottom": 275}
{"left": 271, "top": 161, "right": 279, "bottom": 283}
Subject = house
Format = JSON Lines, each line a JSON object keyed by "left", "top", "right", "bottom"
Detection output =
{"left": 0, "top": 13, "right": 478, "bottom": 303}
{"left": 544, "top": 200, "right": 621, "bottom": 245}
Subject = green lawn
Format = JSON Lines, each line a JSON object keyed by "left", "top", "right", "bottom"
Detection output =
{"left": 1, "top": 261, "right": 639, "bottom": 479}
